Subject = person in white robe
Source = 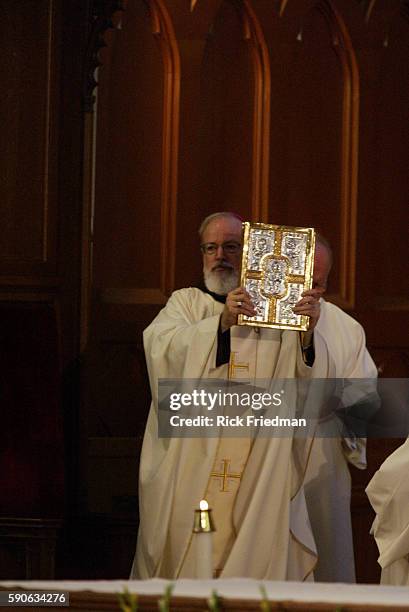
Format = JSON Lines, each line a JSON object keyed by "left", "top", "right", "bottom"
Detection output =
{"left": 366, "top": 439, "right": 409, "bottom": 585}
{"left": 303, "top": 240, "right": 378, "bottom": 583}
{"left": 131, "top": 213, "right": 377, "bottom": 581}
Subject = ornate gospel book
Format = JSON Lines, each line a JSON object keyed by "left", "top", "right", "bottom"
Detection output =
{"left": 238, "top": 222, "right": 315, "bottom": 331}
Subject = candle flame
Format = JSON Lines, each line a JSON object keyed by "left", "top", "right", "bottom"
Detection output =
{"left": 199, "top": 499, "right": 208, "bottom": 511}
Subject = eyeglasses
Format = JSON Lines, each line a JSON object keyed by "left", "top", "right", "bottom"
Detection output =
{"left": 200, "top": 241, "right": 242, "bottom": 255}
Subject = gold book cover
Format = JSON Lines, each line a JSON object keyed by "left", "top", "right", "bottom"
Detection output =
{"left": 238, "top": 222, "right": 315, "bottom": 331}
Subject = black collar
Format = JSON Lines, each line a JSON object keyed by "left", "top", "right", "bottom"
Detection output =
{"left": 196, "top": 282, "right": 227, "bottom": 304}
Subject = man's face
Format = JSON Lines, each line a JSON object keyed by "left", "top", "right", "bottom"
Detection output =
{"left": 201, "top": 216, "right": 242, "bottom": 295}
{"left": 313, "top": 243, "right": 331, "bottom": 293}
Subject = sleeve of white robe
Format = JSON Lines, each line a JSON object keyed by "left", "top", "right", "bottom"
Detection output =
{"left": 366, "top": 439, "right": 409, "bottom": 584}
{"left": 314, "top": 300, "right": 378, "bottom": 469}
{"left": 144, "top": 288, "right": 223, "bottom": 405}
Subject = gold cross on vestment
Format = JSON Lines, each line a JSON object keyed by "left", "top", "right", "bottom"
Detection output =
{"left": 229, "top": 352, "right": 249, "bottom": 379}
{"left": 210, "top": 459, "right": 242, "bottom": 492}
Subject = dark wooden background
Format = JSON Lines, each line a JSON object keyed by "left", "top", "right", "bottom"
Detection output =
{"left": 1, "top": 0, "right": 408, "bottom": 581}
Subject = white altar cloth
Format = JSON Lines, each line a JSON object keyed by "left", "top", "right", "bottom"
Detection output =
{"left": 1, "top": 579, "right": 409, "bottom": 608}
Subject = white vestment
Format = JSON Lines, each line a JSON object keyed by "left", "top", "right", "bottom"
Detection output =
{"left": 366, "top": 439, "right": 409, "bottom": 585}
{"left": 304, "top": 301, "right": 378, "bottom": 582}
{"left": 131, "top": 289, "right": 375, "bottom": 581}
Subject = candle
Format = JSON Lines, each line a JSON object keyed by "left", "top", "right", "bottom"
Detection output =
{"left": 193, "top": 499, "right": 215, "bottom": 579}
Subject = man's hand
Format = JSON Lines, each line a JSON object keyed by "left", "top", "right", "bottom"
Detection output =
{"left": 293, "top": 287, "right": 324, "bottom": 331}
{"left": 220, "top": 287, "right": 257, "bottom": 332}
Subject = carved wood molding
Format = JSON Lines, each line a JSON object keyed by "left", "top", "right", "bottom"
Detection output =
{"left": 146, "top": 0, "right": 180, "bottom": 296}
{"left": 242, "top": 1, "right": 271, "bottom": 223}
{"left": 316, "top": 0, "right": 359, "bottom": 310}
{"left": 279, "top": 0, "right": 290, "bottom": 17}
{"left": 373, "top": 297, "right": 409, "bottom": 312}
{"left": 0, "top": 292, "right": 59, "bottom": 303}
{"left": 0, "top": 276, "right": 61, "bottom": 288}
{"left": 42, "top": 0, "right": 56, "bottom": 266}
{"left": 83, "top": 0, "right": 125, "bottom": 113}
{"left": 1, "top": 0, "right": 58, "bottom": 274}
{"left": 101, "top": 288, "right": 168, "bottom": 304}
{"left": 363, "top": 0, "right": 409, "bottom": 28}
{"left": 363, "top": 0, "right": 378, "bottom": 24}
{"left": 358, "top": 0, "right": 409, "bottom": 25}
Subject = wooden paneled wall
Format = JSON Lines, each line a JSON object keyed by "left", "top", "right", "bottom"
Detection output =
{"left": 0, "top": 2, "right": 64, "bottom": 519}
{"left": 1, "top": 2, "right": 58, "bottom": 278}
{"left": 0, "top": 0, "right": 89, "bottom": 575}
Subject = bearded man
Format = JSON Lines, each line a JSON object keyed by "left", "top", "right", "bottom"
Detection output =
{"left": 131, "top": 212, "right": 376, "bottom": 581}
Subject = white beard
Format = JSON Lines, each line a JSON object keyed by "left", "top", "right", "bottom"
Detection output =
{"left": 203, "top": 267, "right": 239, "bottom": 296}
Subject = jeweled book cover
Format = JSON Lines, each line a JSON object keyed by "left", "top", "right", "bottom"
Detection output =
{"left": 238, "top": 222, "right": 315, "bottom": 331}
